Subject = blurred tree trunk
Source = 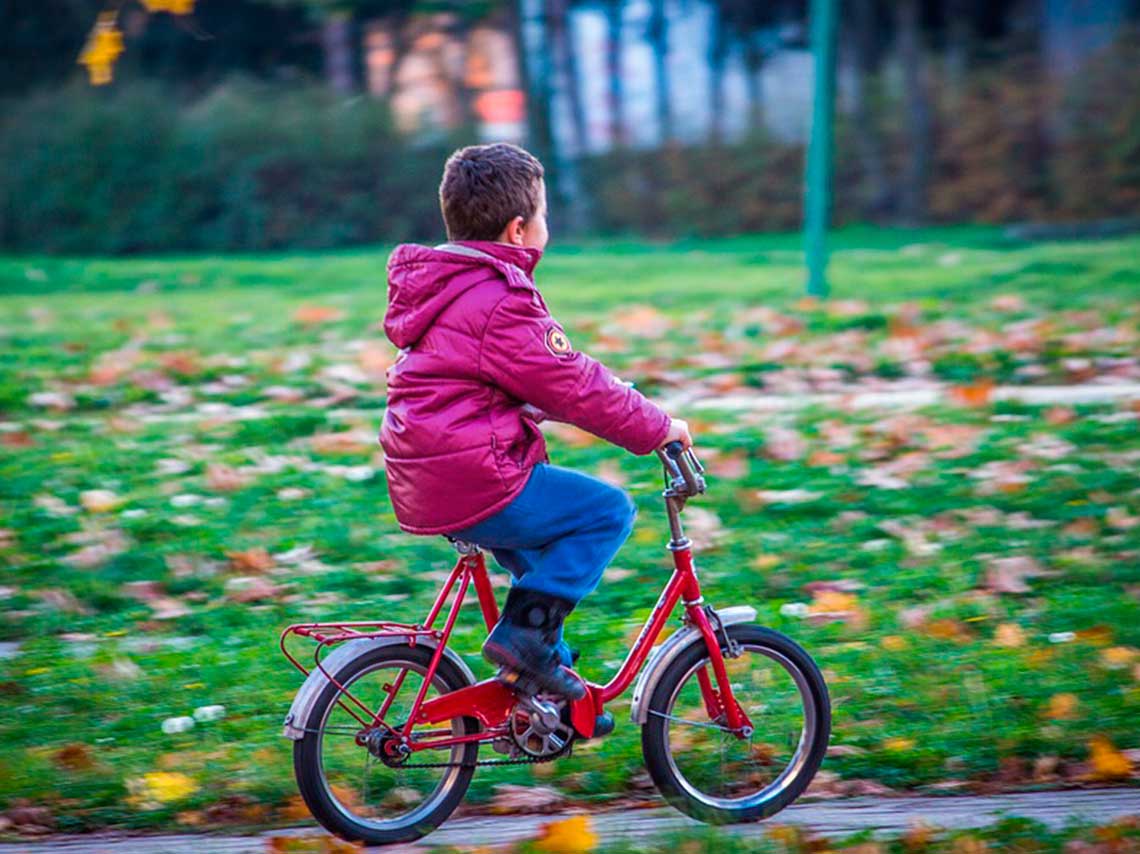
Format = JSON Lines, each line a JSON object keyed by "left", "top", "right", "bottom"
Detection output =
{"left": 896, "top": 0, "right": 930, "bottom": 224}
{"left": 605, "top": 0, "right": 625, "bottom": 147}
{"left": 851, "top": 0, "right": 890, "bottom": 215}
{"left": 549, "top": 0, "right": 588, "bottom": 156}
{"left": 511, "top": 0, "right": 554, "bottom": 162}
{"left": 437, "top": 13, "right": 475, "bottom": 128}
{"left": 707, "top": 5, "right": 728, "bottom": 143}
{"left": 743, "top": 37, "right": 764, "bottom": 133}
{"left": 943, "top": 0, "right": 971, "bottom": 102}
{"left": 385, "top": 12, "right": 412, "bottom": 100}
{"left": 648, "top": 0, "right": 672, "bottom": 143}
{"left": 321, "top": 9, "right": 357, "bottom": 95}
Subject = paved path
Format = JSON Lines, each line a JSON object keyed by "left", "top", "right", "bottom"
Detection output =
{"left": 3, "top": 789, "right": 1137, "bottom": 853}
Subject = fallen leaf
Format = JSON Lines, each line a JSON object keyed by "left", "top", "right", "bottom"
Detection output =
{"left": 35, "top": 588, "right": 90, "bottom": 615}
{"left": 53, "top": 743, "right": 95, "bottom": 771}
{"left": 884, "top": 737, "right": 916, "bottom": 752}
{"left": 205, "top": 464, "right": 250, "bottom": 492}
{"left": 226, "top": 547, "right": 275, "bottom": 573}
{"left": 991, "top": 294, "right": 1026, "bottom": 312}
{"left": 79, "top": 489, "right": 121, "bottom": 513}
{"left": 1046, "top": 693, "right": 1079, "bottom": 720}
{"left": 993, "top": 623, "right": 1025, "bottom": 648}
{"left": 609, "top": 305, "right": 673, "bottom": 338}
{"left": 949, "top": 379, "right": 994, "bottom": 407}
{"left": 1100, "top": 646, "right": 1138, "bottom": 670}
{"left": 533, "top": 815, "right": 598, "bottom": 854}
{"left": 705, "top": 450, "right": 749, "bottom": 479}
{"left": 925, "top": 619, "right": 972, "bottom": 642}
{"left": 1088, "top": 735, "right": 1132, "bottom": 781}
{"left": 984, "top": 556, "right": 1056, "bottom": 594}
{"left": 310, "top": 430, "right": 372, "bottom": 455}
{"left": 224, "top": 575, "right": 282, "bottom": 603}
{"left": 763, "top": 426, "right": 806, "bottom": 462}
{"left": 881, "top": 634, "right": 909, "bottom": 652}
{"left": 126, "top": 772, "right": 198, "bottom": 808}
{"left": 293, "top": 305, "right": 344, "bottom": 326}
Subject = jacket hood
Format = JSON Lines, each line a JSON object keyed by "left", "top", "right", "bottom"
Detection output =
{"left": 384, "top": 241, "right": 544, "bottom": 349}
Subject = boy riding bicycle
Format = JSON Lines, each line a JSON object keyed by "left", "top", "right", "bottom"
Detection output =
{"left": 379, "top": 142, "right": 691, "bottom": 701}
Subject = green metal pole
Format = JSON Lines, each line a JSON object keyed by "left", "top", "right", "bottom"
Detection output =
{"left": 804, "top": 0, "right": 837, "bottom": 298}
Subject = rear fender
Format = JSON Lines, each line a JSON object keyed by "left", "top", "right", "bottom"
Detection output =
{"left": 282, "top": 636, "right": 477, "bottom": 740}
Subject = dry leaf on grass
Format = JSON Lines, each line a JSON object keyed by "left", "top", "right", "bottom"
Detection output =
{"left": 224, "top": 576, "right": 283, "bottom": 603}
{"left": 1088, "top": 735, "right": 1133, "bottom": 781}
{"left": 226, "top": 547, "right": 275, "bottom": 573}
{"left": 52, "top": 743, "right": 95, "bottom": 771}
{"left": 205, "top": 464, "right": 251, "bottom": 492}
{"left": 1045, "top": 693, "right": 1079, "bottom": 720}
{"left": 993, "top": 622, "right": 1026, "bottom": 648}
{"left": 79, "top": 489, "right": 121, "bottom": 513}
{"left": 533, "top": 815, "right": 598, "bottom": 854}
{"left": 983, "top": 556, "right": 1057, "bottom": 595}
{"left": 293, "top": 305, "right": 344, "bottom": 326}
{"left": 763, "top": 426, "right": 806, "bottom": 462}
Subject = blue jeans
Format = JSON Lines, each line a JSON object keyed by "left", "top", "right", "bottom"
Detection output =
{"left": 450, "top": 463, "right": 637, "bottom": 605}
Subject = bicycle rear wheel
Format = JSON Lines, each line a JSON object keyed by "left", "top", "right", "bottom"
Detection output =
{"left": 641, "top": 623, "right": 830, "bottom": 824}
{"left": 292, "top": 644, "right": 479, "bottom": 845}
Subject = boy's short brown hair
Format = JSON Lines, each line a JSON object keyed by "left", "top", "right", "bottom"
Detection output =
{"left": 439, "top": 143, "right": 545, "bottom": 241}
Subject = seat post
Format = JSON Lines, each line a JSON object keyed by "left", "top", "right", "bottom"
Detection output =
{"left": 446, "top": 536, "right": 482, "bottom": 556}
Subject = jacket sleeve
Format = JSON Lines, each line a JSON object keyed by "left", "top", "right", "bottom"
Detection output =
{"left": 479, "top": 290, "right": 672, "bottom": 455}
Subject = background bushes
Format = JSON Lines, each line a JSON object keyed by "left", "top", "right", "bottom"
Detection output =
{"left": 0, "top": 80, "right": 460, "bottom": 254}
{"left": 0, "top": 36, "right": 1138, "bottom": 255}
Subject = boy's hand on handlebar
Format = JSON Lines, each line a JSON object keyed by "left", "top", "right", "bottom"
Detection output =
{"left": 661, "top": 418, "right": 693, "bottom": 450}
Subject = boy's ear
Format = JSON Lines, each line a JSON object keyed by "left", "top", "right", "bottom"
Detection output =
{"left": 500, "top": 215, "right": 526, "bottom": 246}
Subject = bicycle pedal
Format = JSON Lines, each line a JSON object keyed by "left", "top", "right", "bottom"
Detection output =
{"left": 496, "top": 667, "right": 542, "bottom": 697}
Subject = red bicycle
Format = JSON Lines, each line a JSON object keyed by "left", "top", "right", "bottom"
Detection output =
{"left": 281, "top": 443, "right": 830, "bottom": 845}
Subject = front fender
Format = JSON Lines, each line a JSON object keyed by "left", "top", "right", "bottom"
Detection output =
{"left": 628, "top": 605, "right": 756, "bottom": 725}
{"left": 282, "top": 636, "right": 477, "bottom": 740}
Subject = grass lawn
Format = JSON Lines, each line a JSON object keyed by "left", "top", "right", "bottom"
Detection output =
{"left": 0, "top": 227, "right": 1137, "bottom": 832}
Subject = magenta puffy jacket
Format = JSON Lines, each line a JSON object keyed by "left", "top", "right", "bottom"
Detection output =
{"left": 379, "top": 240, "right": 671, "bottom": 534}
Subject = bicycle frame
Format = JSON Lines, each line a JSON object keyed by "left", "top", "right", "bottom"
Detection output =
{"left": 280, "top": 448, "right": 753, "bottom": 751}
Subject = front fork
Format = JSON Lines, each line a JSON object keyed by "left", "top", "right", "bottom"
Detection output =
{"left": 675, "top": 547, "right": 754, "bottom": 739}
{"left": 686, "top": 602, "right": 754, "bottom": 737}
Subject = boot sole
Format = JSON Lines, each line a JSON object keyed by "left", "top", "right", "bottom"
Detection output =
{"left": 483, "top": 641, "right": 586, "bottom": 701}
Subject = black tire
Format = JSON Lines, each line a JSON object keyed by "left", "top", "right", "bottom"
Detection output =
{"left": 293, "top": 643, "right": 479, "bottom": 845}
{"left": 641, "top": 623, "right": 830, "bottom": 824}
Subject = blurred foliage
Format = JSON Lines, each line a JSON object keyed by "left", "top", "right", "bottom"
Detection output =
{"left": 585, "top": 32, "right": 1140, "bottom": 237}
{"left": 0, "top": 79, "right": 464, "bottom": 253}
{"left": 0, "top": 32, "right": 1138, "bottom": 252}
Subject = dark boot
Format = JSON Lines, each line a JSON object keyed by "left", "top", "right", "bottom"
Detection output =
{"left": 483, "top": 588, "right": 585, "bottom": 700}
{"left": 549, "top": 623, "right": 580, "bottom": 668}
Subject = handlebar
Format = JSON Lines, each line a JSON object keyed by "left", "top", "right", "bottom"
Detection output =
{"left": 657, "top": 441, "right": 706, "bottom": 498}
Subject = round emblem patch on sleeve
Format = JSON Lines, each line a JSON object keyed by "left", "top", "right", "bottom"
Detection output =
{"left": 545, "top": 326, "right": 573, "bottom": 357}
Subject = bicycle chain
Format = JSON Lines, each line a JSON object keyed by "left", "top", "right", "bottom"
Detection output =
{"left": 391, "top": 739, "right": 573, "bottom": 769}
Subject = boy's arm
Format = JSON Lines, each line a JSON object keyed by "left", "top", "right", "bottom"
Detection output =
{"left": 480, "top": 291, "right": 671, "bottom": 455}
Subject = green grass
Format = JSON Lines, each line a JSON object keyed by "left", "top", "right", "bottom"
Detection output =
{"left": 0, "top": 227, "right": 1138, "bottom": 831}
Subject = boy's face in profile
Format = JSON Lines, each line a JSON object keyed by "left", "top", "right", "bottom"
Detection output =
{"left": 521, "top": 179, "right": 549, "bottom": 251}
{"left": 498, "top": 178, "right": 548, "bottom": 252}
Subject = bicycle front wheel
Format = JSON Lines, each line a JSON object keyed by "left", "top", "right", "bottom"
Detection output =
{"left": 641, "top": 623, "right": 830, "bottom": 824}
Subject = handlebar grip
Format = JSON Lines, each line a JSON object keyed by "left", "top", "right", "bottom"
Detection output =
{"left": 661, "top": 441, "right": 702, "bottom": 495}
